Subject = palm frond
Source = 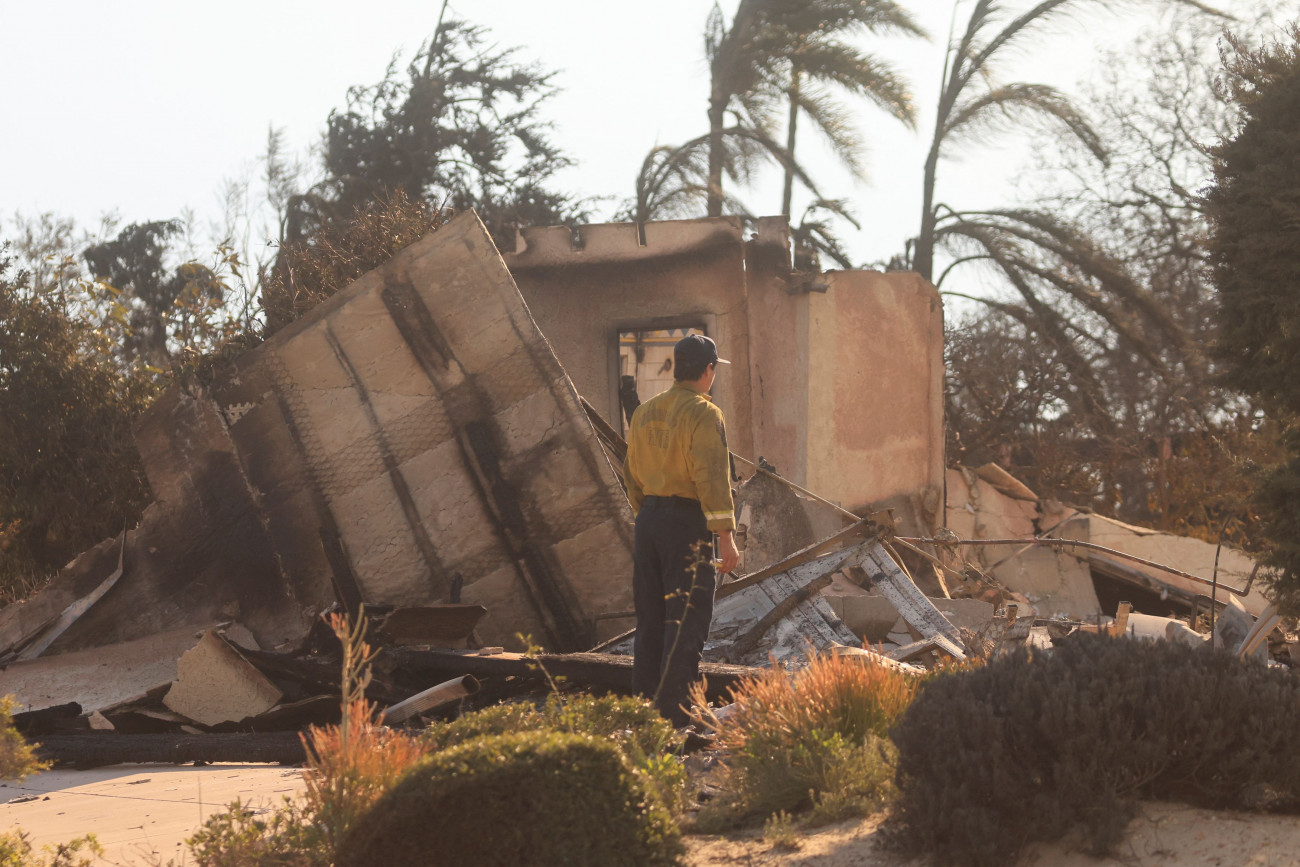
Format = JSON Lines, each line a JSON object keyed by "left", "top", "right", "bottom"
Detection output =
{"left": 944, "top": 83, "right": 1106, "bottom": 160}
{"left": 792, "top": 43, "right": 916, "bottom": 126}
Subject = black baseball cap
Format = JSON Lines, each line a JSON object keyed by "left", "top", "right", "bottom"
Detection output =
{"left": 674, "top": 334, "right": 730, "bottom": 369}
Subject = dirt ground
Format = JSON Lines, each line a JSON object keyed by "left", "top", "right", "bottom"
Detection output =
{"left": 683, "top": 802, "right": 1300, "bottom": 867}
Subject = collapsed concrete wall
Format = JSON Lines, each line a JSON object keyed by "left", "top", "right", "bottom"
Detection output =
{"left": 0, "top": 213, "right": 635, "bottom": 657}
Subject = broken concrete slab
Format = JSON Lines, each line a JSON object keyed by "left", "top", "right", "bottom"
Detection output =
{"left": 824, "top": 592, "right": 900, "bottom": 643}
{"left": 1057, "top": 513, "right": 1270, "bottom": 617}
{"left": 1166, "top": 620, "right": 1209, "bottom": 648}
{"left": 887, "top": 597, "right": 994, "bottom": 638}
{"left": 163, "top": 631, "right": 283, "bottom": 727}
{"left": 945, "top": 466, "right": 1100, "bottom": 619}
{"left": 994, "top": 545, "right": 1102, "bottom": 621}
{"left": 734, "top": 470, "right": 851, "bottom": 575}
{"left": 0, "top": 626, "right": 209, "bottom": 715}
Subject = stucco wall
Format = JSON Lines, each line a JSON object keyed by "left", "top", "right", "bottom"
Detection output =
{"left": 804, "top": 270, "right": 945, "bottom": 532}
{"left": 506, "top": 218, "right": 759, "bottom": 460}
{"left": 505, "top": 216, "right": 945, "bottom": 534}
{"left": 744, "top": 217, "right": 810, "bottom": 485}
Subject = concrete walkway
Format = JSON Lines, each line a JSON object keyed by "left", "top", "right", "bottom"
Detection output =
{"left": 0, "top": 764, "right": 306, "bottom": 866}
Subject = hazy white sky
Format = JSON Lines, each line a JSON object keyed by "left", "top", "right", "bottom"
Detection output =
{"left": 0, "top": 1, "right": 1200, "bottom": 271}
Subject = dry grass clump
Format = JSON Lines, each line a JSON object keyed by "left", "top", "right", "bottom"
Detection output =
{"left": 692, "top": 651, "right": 919, "bottom": 830}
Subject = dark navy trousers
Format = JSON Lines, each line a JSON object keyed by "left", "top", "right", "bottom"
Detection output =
{"left": 632, "top": 496, "right": 717, "bottom": 727}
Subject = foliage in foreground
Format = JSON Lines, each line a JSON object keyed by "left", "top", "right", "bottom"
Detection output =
{"left": 0, "top": 696, "right": 49, "bottom": 782}
{"left": 0, "top": 831, "right": 99, "bottom": 867}
{"left": 422, "top": 691, "right": 687, "bottom": 811}
{"left": 335, "top": 731, "right": 682, "bottom": 867}
{"left": 692, "top": 650, "right": 918, "bottom": 830}
{"left": 894, "top": 633, "right": 1300, "bottom": 866}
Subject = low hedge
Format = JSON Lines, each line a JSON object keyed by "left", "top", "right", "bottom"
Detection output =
{"left": 335, "top": 730, "right": 681, "bottom": 867}
{"left": 893, "top": 633, "right": 1300, "bottom": 866}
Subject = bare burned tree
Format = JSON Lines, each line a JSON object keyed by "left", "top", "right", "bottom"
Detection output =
{"left": 944, "top": 8, "right": 1280, "bottom": 543}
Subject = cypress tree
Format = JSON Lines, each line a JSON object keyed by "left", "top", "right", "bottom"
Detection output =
{"left": 1207, "top": 26, "right": 1300, "bottom": 608}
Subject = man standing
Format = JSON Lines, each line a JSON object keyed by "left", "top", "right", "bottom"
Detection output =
{"left": 623, "top": 334, "right": 740, "bottom": 726}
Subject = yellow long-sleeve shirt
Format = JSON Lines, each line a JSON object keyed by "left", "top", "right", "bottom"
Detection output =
{"left": 622, "top": 383, "right": 736, "bottom": 532}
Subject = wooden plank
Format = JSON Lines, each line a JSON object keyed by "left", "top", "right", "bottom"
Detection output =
{"left": 886, "top": 634, "right": 965, "bottom": 664}
{"left": 385, "top": 648, "right": 757, "bottom": 700}
{"left": 718, "top": 521, "right": 879, "bottom": 600}
{"left": 853, "top": 543, "right": 965, "bottom": 651}
{"left": 1110, "top": 601, "right": 1132, "bottom": 637}
{"left": 1236, "top": 602, "right": 1282, "bottom": 659}
{"left": 725, "top": 574, "right": 834, "bottom": 663}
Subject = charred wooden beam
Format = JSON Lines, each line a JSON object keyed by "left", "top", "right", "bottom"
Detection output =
{"left": 34, "top": 733, "right": 306, "bottom": 769}
{"left": 384, "top": 649, "right": 757, "bottom": 701}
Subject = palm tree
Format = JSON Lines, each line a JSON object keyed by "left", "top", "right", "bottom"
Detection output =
{"left": 704, "top": 0, "right": 926, "bottom": 218}
{"left": 622, "top": 128, "right": 823, "bottom": 224}
{"left": 776, "top": 2, "right": 926, "bottom": 216}
{"left": 913, "top": 0, "right": 1218, "bottom": 283}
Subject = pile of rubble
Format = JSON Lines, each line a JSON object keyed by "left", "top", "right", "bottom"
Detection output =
{"left": 0, "top": 212, "right": 1284, "bottom": 767}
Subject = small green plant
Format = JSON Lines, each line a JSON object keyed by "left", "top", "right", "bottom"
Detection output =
{"left": 762, "top": 811, "right": 801, "bottom": 852}
{"left": 0, "top": 830, "right": 100, "bottom": 867}
{"left": 186, "top": 800, "right": 320, "bottom": 867}
{"left": 692, "top": 650, "right": 915, "bottom": 830}
{"left": 335, "top": 731, "right": 682, "bottom": 867}
{"left": 893, "top": 632, "right": 1300, "bottom": 866}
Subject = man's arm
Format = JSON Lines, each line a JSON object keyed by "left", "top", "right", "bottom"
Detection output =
{"left": 622, "top": 451, "right": 645, "bottom": 516}
{"left": 688, "top": 406, "right": 736, "bottom": 533}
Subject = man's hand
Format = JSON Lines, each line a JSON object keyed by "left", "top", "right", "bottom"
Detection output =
{"left": 716, "top": 530, "right": 740, "bottom": 575}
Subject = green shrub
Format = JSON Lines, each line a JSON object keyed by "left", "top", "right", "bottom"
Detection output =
{"left": 187, "top": 800, "right": 323, "bottom": 867}
{"left": 0, "top": 830, "right": 100, "bottom": 867}
{"left": 693, "top": 651, "right": 913, "bottom": 830}
{"left": 335, "top": 731, "right": 682, "bottom": 867}
{"left": 0, "top": 696, "right": 48, "bottom": 782}
{"left": 893, "top": 633, "right": 1300, "bottom": 866}
{"left": 423, "top": 693, "right": 686, "bottom": 810}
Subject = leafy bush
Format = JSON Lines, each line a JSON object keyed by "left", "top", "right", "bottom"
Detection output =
{"left": 0, "top": 257, "right": 155, "bottom": 601}
{"left": 423, "top": 692, "right": 687, "bottom": 810}
{"left": 893, "top": 633, "right": 1300, "bottom": 866}
{"left": 187, "top": 800, "right": 321, "bottom": 867}
{"left": 335, "top": 730, "right": 682, "bottom": 867}
{"left": 0, "top": 831, "right": 99, "bottom": 867}
{"left": 693, "top": 651, "right": 917, "bottom": 829}
{"left": 0, "top": 696, "right": 48, "bottom": 781}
